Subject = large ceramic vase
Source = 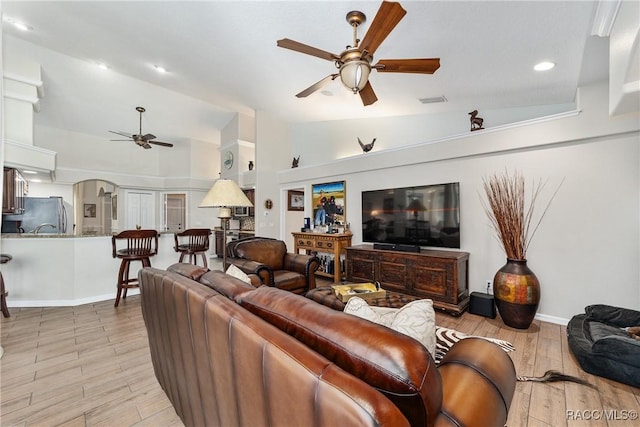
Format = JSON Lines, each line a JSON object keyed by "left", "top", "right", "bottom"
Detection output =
{"left": 493, "top": 259, "right": 540, "bottom": 329}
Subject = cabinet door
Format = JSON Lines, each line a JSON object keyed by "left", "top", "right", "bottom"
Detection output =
{"left": 2, "top": 168, "right": 26, "bottom": 214}
{"left": 346, "top": 250, "right": 376, "bottom": 282}
{"left": 409, "top": 258, "right": 452, "bottom": 302}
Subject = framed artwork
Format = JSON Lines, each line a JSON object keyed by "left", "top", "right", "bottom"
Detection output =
{"left": 84, "top": 203, "right": 96, "bottom": 218}
{"left": 288, "top": 190, "right": 304, "bottom": 211}
{"left": 311, "top": 181, "right": 346, "bottom": 226}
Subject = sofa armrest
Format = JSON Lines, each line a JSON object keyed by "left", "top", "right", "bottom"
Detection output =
{"left": 226, "top": 257, "right": 273, "bottom": 286}
{"left": 283, "top": 253, "right": 320, "bottom": 289}
{"left": 435, "top": 337, "right": 516, "bottom": 427}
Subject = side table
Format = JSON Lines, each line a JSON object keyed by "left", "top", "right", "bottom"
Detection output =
{"left": 292, "top": 232, "right": 352, "bottom": 283}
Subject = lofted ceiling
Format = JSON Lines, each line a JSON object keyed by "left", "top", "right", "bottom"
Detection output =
{"left": 2, "top": 1, "right": 609, "bottom": 144}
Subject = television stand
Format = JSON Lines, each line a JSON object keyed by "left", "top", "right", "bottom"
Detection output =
{"left": 346, "top": 244, "right": 469, "bottom": 315}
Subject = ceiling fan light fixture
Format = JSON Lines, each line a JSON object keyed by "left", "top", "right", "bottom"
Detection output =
{"left": 340, "top": 60, "right": 371, "bottom": 93}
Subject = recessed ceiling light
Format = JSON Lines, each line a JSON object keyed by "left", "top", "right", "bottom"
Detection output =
{"left": 534, "top": 61, "right": 555, "bottom": 71}
{"left": 154, "top": 65, "right": 167, "bottom": 73}
{"left": 97, "top": 63, "right": 109, "bottom": 70}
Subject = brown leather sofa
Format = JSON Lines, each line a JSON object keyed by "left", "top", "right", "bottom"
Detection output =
{"left": 226, "top": 236, "right": 320, "bottom": 294}
{"left": 140, "top": 263, "right": 517, "bottom": 427}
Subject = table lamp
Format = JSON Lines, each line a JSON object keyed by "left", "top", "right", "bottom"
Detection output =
{"left": 199, "top": 179, "right": 253, "bottom": 270}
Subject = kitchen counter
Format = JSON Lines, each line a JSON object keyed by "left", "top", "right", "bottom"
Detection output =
{"left": 2, "top": 233, "right": 105, "bottom": 238}
{"left": 1, "top": 230, "right": 195, "bottom": 238}
{"left": 0, "top": 232, "right": 215, "bottom": 307}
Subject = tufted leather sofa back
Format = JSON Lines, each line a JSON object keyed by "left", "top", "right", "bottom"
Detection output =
{"left": 238, "top": 285, "right": 443, "bottom": 427}
{"left": 139, "top": 267, "right": 410, "bottom": 427}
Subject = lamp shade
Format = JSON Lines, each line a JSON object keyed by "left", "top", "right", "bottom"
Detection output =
{"left": 407, "top": 198, "right": 426, "bottom": 212}
{"left": 199, "top": 179, "right": 253, "bottom": 209}
{"left": 340, "top": 60, "right": 371, "bottom": 93}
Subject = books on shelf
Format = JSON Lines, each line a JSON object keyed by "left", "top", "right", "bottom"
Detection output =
{"left": 331, "top": 282, "right": 386, "bottom": 303}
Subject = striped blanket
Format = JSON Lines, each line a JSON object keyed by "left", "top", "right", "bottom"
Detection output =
{"left": 435, "top": 326, "right": 515, "bottom": 364}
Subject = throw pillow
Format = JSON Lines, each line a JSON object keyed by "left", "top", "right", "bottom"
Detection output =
{"left": 225, "top": 264, "right": 251, "bottom": 284}
{"left": 344, "top": 297, "right": 436, "bottom": 356}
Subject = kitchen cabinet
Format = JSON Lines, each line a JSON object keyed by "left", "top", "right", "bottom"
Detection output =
{"left": 243, "top": 189, "right": 255, "bottom": 216}
{"left": 2, "top": 168, "right": 27, "bottom": 214}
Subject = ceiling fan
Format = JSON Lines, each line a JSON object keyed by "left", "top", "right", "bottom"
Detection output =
{"left": 277, "top": 1, "right": 440, "bottom": 106}
{"left": 109, "top": 106, "right": 174, "bottom": 149}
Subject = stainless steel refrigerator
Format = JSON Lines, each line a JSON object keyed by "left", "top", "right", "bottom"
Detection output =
{"left": 2, "top": 197, "right": 68, "bottom": 234}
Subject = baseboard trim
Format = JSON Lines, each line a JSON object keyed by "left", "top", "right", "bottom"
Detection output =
{"left": 535, "top": 312, "right": 569, "bottom": 326}
{"left": 7, "top": 290, "right": 139, "bottom": 308}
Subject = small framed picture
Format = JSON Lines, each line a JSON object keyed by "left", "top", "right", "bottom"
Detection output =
{"left": 288, "top": 190, "right": 304, "bottom": 211}
{"left": 84, "top": 203, "right": 96, "bottom": 218}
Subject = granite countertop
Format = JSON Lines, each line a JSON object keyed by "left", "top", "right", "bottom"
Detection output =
{"left": 1, "top": 233, "right": 109, "bottom": 238}
{"left": 3, "top": 230, "right": 183, "bottom": 238}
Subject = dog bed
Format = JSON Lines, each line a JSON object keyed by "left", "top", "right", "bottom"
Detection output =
{"left": 567, "top": 304, "right": 640, "bottom": 388}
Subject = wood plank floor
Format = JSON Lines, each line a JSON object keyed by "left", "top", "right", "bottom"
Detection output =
{"left": 1, "top": 286, "right": 638, "bottom": 426}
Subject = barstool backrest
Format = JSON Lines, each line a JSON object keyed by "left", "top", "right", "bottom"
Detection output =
{"left": 112, "top": 229, "right": 159, "bottom": 259}
{"left": 174, "top": 228, "right": 212, "bottom": 252}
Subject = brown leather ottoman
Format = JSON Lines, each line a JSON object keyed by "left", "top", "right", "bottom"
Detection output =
{"left": 305, "top": 285, "right": 421, "bottom": 311}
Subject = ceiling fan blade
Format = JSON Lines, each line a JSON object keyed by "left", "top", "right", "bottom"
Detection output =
{"left": 359, "top": 81, "right": 378, "bottom": 106}
{"left": 277, "top": 38, "right": 340, "bottom": 62}
{"left": 148, "top": 140, "right": 174, "bottom": 147}
{"left": 296, "top": 74, "right": 339, "bottom": 98}
{"left": 141, "top": 133, "right": 156, "bottom": 141}
{"left": 109, "top": 130, "right": 132, "bottom": 138}
{"left": 374, "top": 58, "right": 441, "bottom": 74}
{"left": 359, "top": 1, "right": 406, "bottom": 56}
{"left": 142, "top": 142, "right": 153, "bottom": 149}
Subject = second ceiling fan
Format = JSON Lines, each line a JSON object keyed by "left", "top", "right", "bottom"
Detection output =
{"left": 109, "top": 107, "right": 174, "bottom": 149}
{"left": 277, "top": 1, "right": 440, "bottom": 106}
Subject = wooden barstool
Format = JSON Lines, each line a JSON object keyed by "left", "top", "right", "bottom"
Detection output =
{"left": 0, "top": 254, "right": 12, "bottom": 318}
{"left": 173, "top": 228, "right": 212, "bottom": 268}
{"left": 112, "top": 230, "right": 158, "bottom": 307}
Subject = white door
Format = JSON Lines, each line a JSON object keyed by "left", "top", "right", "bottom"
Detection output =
{"left": 126, "top": 191, "right": 155, "bottom": 229}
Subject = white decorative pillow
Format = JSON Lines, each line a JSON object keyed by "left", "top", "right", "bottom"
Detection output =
{"left": 225, "top": 264, "right": 251, "bottom": 284}
{"left": 344, "top": 297, "right": 436, "bottom": 356}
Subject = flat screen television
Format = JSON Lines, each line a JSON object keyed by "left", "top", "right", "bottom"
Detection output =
{"left": 361, "top": 182, "right": 460, "bottom": 249}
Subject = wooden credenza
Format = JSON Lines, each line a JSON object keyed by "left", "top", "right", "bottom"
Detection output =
{"left": 292, "top": 232, "right": 352, "bottom": 283}
{"left": 346, "top": 244, "right": 470, "bottom": 315}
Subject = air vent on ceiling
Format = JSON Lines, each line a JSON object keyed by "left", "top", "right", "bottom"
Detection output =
{"left": 419, "top": 96, "right": 447, "bottom": 104}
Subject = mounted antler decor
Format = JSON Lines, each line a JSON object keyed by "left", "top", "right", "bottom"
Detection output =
{"left": 358, "top": 137, "right": 376, "bottom": 153}
{"left": 469, "top": 110, "right": 484, "bottom": 131}
{"left": 292, "top": 156, "right": 300, "bottom": 168}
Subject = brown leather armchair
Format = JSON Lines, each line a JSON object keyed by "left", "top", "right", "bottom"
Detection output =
{"left": 226, "top": 236, "right": 320, "bottom": 294}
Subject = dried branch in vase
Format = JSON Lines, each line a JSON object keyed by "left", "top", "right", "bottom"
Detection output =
{"left": 481, "top": 170, "right": 563, "bottom": 260}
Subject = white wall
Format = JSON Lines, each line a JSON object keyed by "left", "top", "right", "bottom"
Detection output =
{"left": 270, "top": 82, "right": 640, "bottom": 323}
